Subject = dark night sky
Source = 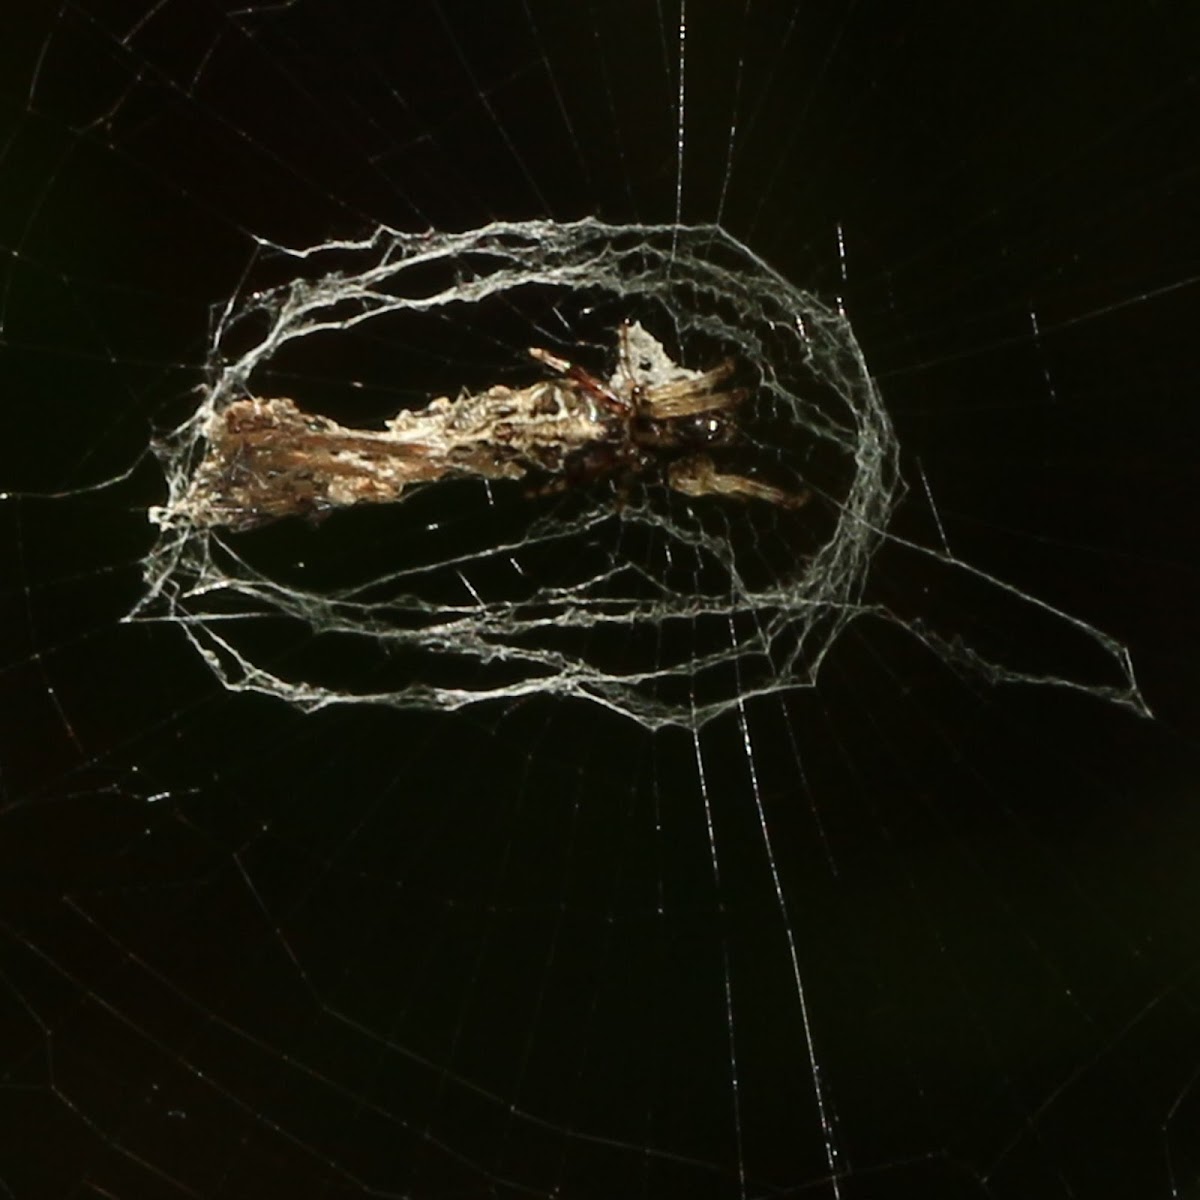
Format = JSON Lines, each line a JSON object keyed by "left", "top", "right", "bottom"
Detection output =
{"left": 1, "top": 3, "right": 1198, "bottom": 1198}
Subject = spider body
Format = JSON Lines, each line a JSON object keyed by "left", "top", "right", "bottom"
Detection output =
{"left": 630, "top": 411, "right": 733, "bottom": 450}
{"left": 527, "top": 321, "right": 783, "bottom": 503}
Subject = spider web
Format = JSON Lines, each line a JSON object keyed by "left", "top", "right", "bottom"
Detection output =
{"left": 1, "top": 3, "right": 1197, "bottom": 1199}
{"left": 138, "top": 217, "right": 1141, "bottom": 727}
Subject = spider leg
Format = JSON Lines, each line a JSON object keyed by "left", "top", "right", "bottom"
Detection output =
{"left": 527, "top": 346, "right": 573, "bottom": 375}
{"left": 667, "top": 455, "right": 810, "bottom": 509}
{"left": 529, "top": 346, "right": 630, "bottom": 416}
{"left": 644, "top": 385, "right": 747, "bottom": 420}
{"left": 639, "top": 361, "right": 742, "bottom": 419}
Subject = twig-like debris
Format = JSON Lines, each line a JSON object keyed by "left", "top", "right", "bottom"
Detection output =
{"left": 155, "top": 322, "right": 807, "bottom": 532}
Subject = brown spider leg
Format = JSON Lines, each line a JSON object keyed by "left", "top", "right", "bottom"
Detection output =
{"left": 567, "top": 364, "right": 631, "bottom": 416}
{"left": 667, "top": 455, "right": 810, "bottom": 509}
{"left": 528, "top": 346, "right": 630, "bottom": 416}
{"left": 637, "top": 364, "right": 741, "bottom": 419}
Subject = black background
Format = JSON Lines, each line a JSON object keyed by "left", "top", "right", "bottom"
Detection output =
{"left": 1, "top": 2, "right": 1198, "bottom": 1198}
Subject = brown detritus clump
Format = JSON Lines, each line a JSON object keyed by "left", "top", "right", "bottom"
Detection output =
{"left": 156, "top": 322, "right": 807, "bottom": 533}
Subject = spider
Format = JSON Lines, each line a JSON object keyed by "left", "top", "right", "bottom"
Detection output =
{"left": 160, "top": 321, "right": 808, "bottom": 531}
{"left": 527, "top": 320, "right": 809, "bottom": 509}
